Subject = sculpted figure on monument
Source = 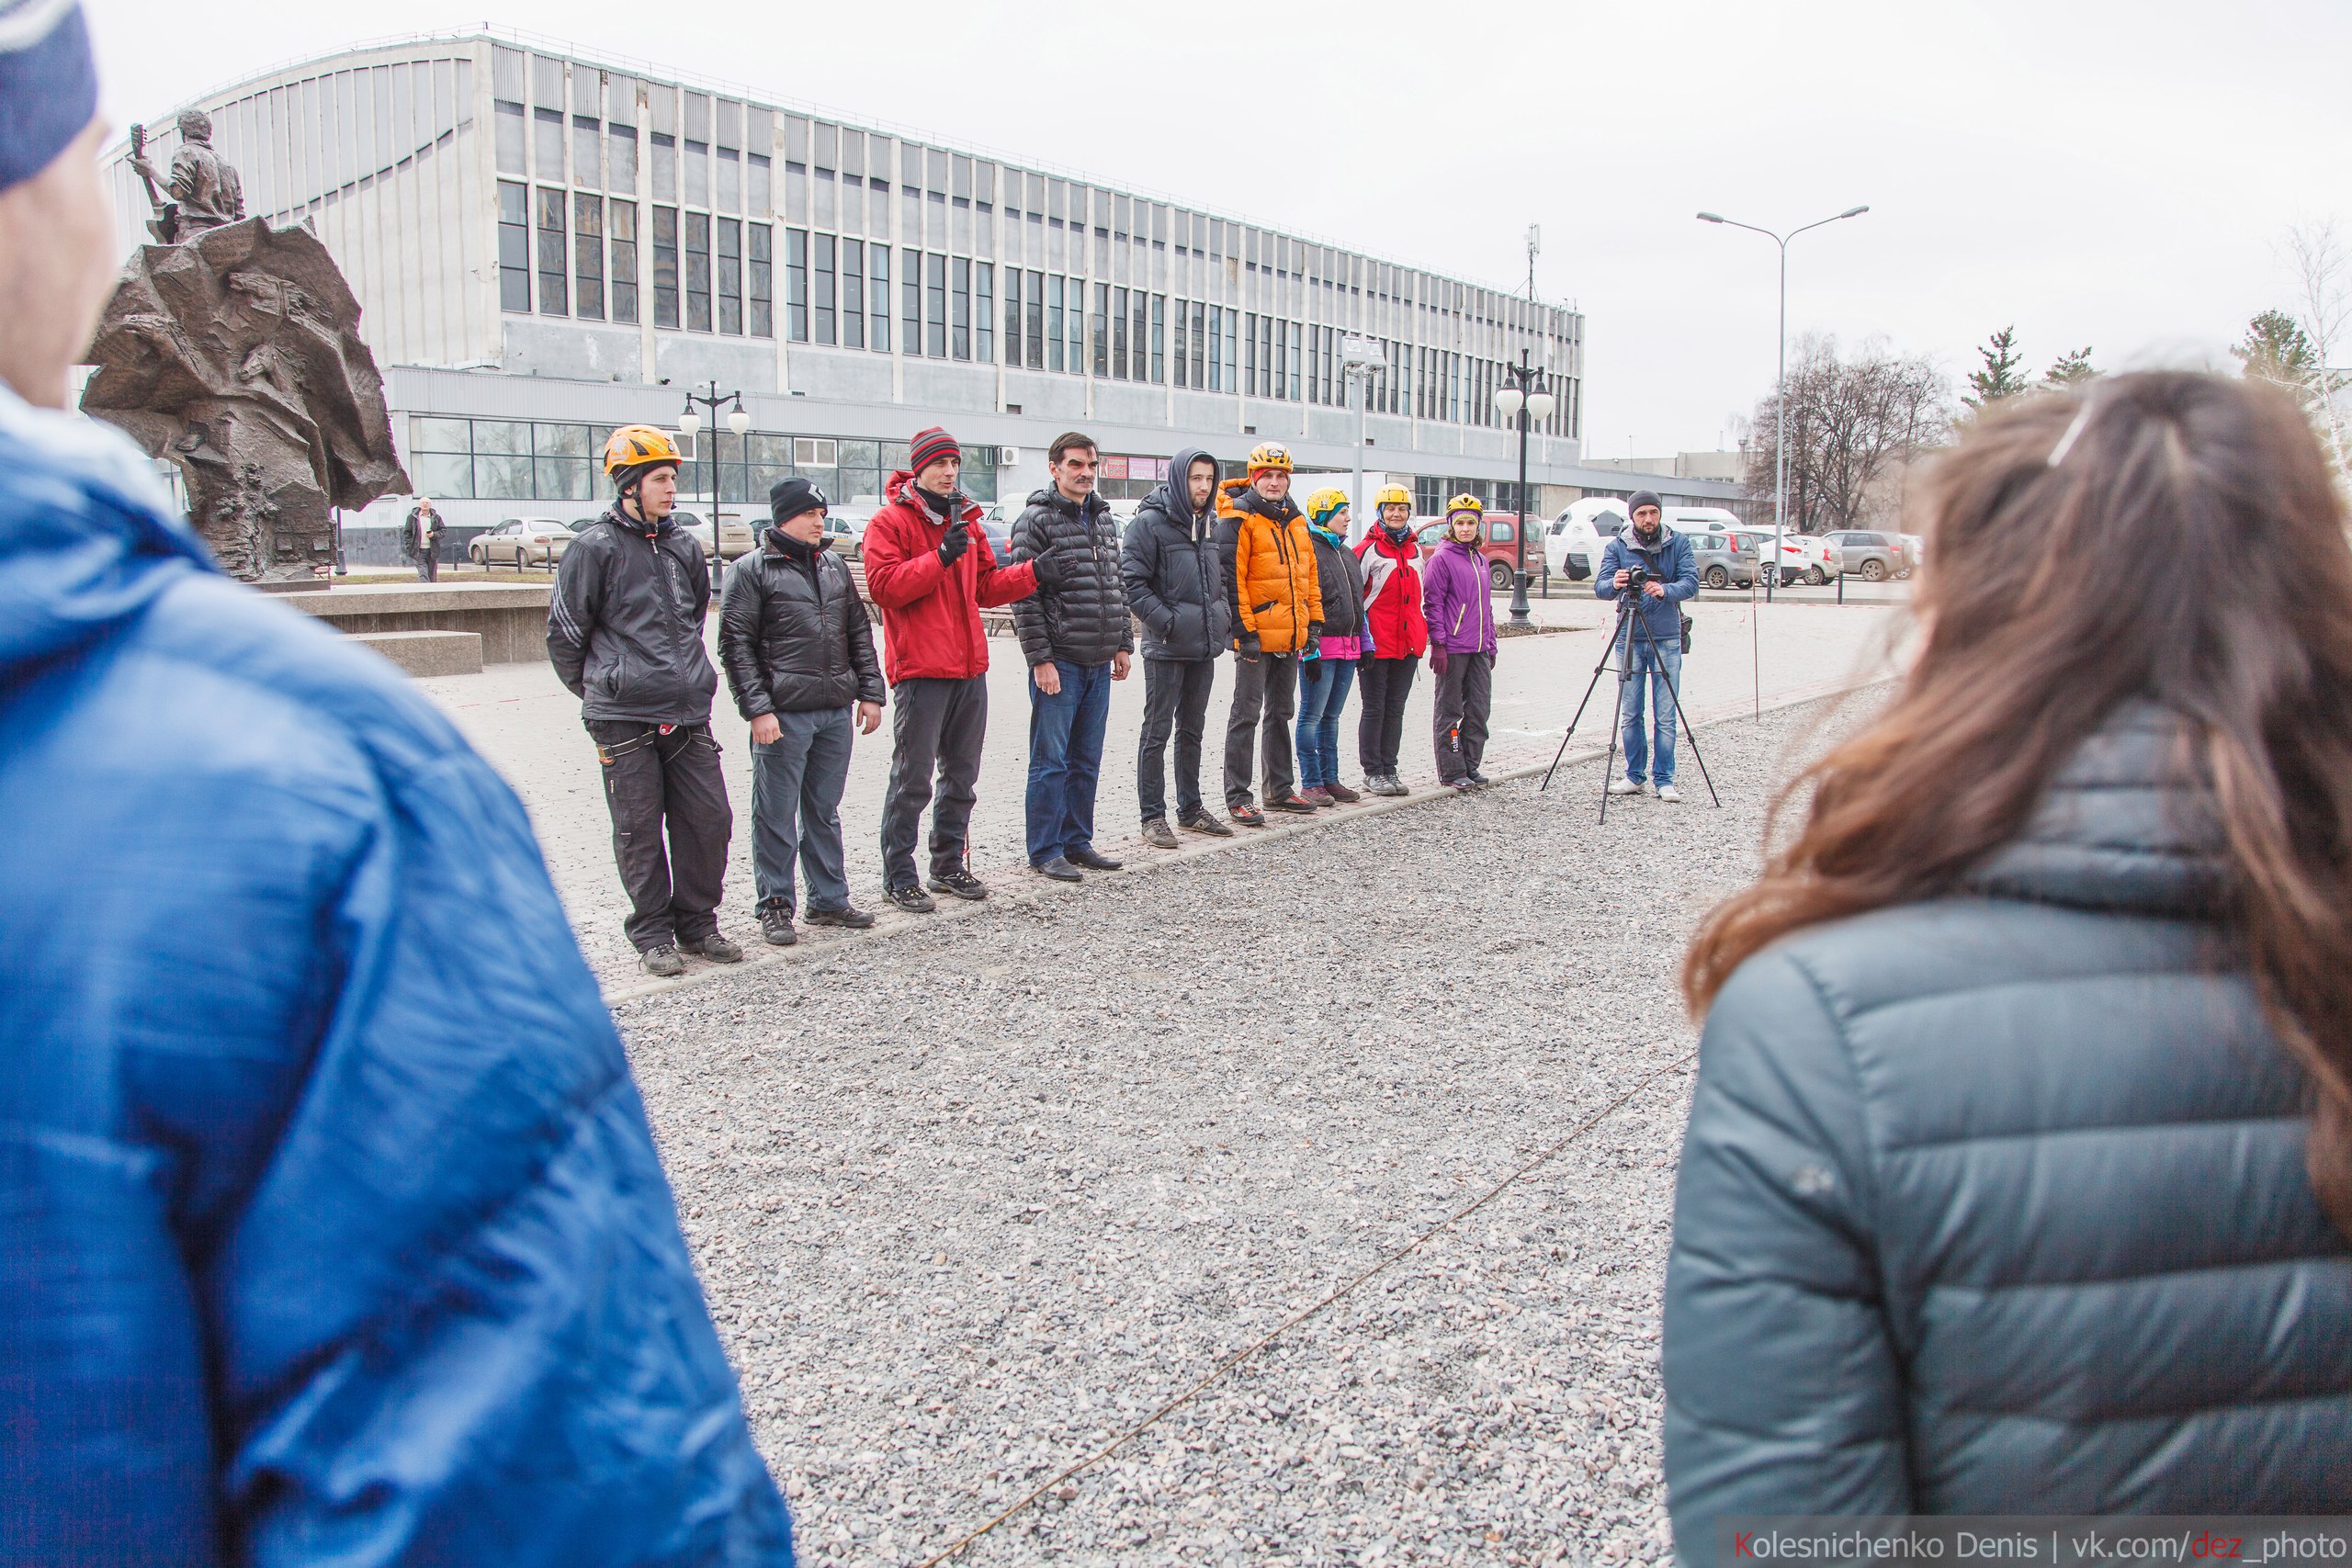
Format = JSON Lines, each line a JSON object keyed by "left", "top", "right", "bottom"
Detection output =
{"left": 128, "top": 108, "right": 243, "bottom": 242}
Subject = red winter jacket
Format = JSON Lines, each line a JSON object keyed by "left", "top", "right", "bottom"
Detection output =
{"left": 1356, "top": 523, "right": 1429, "bottom": 659}
{"left": 861, "top": 471, "right": 1038, "bottom": 684}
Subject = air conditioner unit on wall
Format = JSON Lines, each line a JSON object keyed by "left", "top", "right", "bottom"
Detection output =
{"left": 999, "top": 447, "right": 1020, "bottom": 466}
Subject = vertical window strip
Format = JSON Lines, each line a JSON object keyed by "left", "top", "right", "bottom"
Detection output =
{"left": 536, "top": 186, "right": 567, "bottom": 315}
{"left": 811, "top": 232, "right": 834, "bottom": 344}
{"left": 786, "top": 228, "right": 809, "bottom": 343}
{"left": 572, "top": 192, "right": 604, "bottom": 321}
{"left": 926, "top": 252, "right": 946, "bottom": 359}
{"left": 717, "top": 220, "right": 742, "bottom": 334}
{"left": 684, "top": 211, "right": 712, "bottom": 331}
{"left": 872, "top": 244, "right": 890, "bottom": 352}
{"left": 497, "top": 180, "right": 530, "bottom": 311}
{"left": 842, "top": 237, "right": 865, "bottom": 349}
{"left": 747, "top": 225, "right": 772, "bottom": 338}
{"left": 901, "top": 247, "right": 921, "bottom": 355}
{"left": 651, "top": 205, "right": 679, "bottom": 328}
{"left": 951, "top": 256, "right": 970, "bottom": 361}
{"left": 974, "top": 262, "right": 993, "bottom": 365}
{"left": 609, "top": 201, "right": 639, "bottom": 323}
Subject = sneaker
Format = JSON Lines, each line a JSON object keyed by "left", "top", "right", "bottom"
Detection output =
{"left": 1141, "top": 816, "right": 1181, "bottom": 850}
{"left": 1066, "top": 846, "right": 1124, "bottom": 872}
{"left": 1466, "top": 770, "right": 1491, "bottom": 787}
{"left": 1447, "top": 777, "right": 1476, "bottom": 794}
{"left": 1296, "top": 785, "right": 1334, "bottom": 807}
{"left": 887, "top": 883, "right": 937, "bottom": 914}
{"left": 1035, "top": 856, "right": 1083, "bottom": 883}
{"left": 1228, "top": 802, "right": 1267, "bottom": 829}
{"left": 802, "top": 904, "right": 876, "bottom": 930}
{"left": 928, "top": 866, "right": 989, "bottom": 901}
{"left": 1657, "top": 783, "right": 1684, "bottom": 803}
{"left": 1607, "top": 776, "right": 1645, "bottom": 795}
{"left": 1374, "top": 774, "right": 1410, "bottom": 797}
{"left": 757, "top": 901, "right": 797, "bottom": 947}
{"left": 1324, "top": 780, "right": 1363, "bottom": 804}
{"left": 1266, "top": 793, "right": 1319, "bottom": 815}
{"left": 640, "top": 943, "right": 685, "bottom": 977}
{"left": 682, "top": 931, "right": 743, "bottom": 963}
{"left": 1179, "top": 808, "right": 1235, "bottom": 838}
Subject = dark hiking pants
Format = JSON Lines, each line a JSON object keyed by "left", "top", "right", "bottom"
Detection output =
{"left": 589, "top": 719, "right": 732, "bottom": 951}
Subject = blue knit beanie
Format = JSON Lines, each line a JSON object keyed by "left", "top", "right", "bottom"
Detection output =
{"left": 0, "top": 0, "right": 99, "bottom": 196}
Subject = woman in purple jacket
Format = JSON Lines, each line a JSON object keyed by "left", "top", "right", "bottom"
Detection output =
{"left": 1422, "top": 495, "right": 1499, "bottom": 790}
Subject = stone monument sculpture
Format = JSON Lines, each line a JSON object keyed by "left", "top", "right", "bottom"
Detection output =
{"left": 80, "top": 114, "right": 408, "bottom": 588}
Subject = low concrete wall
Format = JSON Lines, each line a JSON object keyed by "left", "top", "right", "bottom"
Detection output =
{"left": 291, "top": 581, "right": 551, "bottom": 665}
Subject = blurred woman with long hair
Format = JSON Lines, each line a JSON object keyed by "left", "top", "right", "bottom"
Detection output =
{"left": 1664, "top": 372, "right": 2352, "bottom": 1556}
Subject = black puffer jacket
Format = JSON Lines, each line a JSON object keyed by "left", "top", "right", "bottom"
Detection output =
{"left": 1663, "top": 704, "right": 2352, "bottom": 1559}
{"left": 1306, "top": 526, "right": 1366, "bottom": 639}
{"left": 547, "top": 503, "right": 718, "bottom": 725}
{"left": 1010, "top": 486, "right": 1133, "bottom": 668}
{"left": 1120, "top": 446, "right": 1230, "bottom": 661}
{"left": 718, "top": 529, "right": 885, "bottom": 717}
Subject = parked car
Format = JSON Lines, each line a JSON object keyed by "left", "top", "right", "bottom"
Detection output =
{"left": 1782, "top": 531, "right": 1842, "bottom": 585}
{"left": 1693, "top": 530, "right": 1758, "bottom": 590}
{"left": 1544, "top": 498, "right": 1629, "bottom": 582}
{"left": 1415, "top": 511, "right": 1534, "bottom": 592}
{"left": 831, "top": 500, "right": 885, "bottom": 561}
{"left": 1821, "top": 529, "right": 1905, "bottom": 582}
{"left": 469, "top": 517, "right": 575, "bottom": 570}
{"left": 673, "top": 509, "right": 754, "bottom": 561}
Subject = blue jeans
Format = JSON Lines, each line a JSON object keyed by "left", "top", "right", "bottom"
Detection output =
{"left": 1026, "top": 659, "right": 1112, "bottom": 863}
{"left": 1294, "top": 655, "right": 1357, "bottom": 789}
{"left": 1618, "top": 636, "right": 1683, "bottom": 785}
{"left": 750, "top": 706, "right": 854, "bottom": 913}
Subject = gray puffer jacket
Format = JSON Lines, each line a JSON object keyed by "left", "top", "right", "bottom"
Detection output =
{"left": 1010, "top": 487, "right": 1133, "bottom": 669}
{"left": 1664, "top": 703, "right": 2352, "bottom": 1560}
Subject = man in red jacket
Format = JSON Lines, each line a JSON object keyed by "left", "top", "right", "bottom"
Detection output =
{"left": 862, "top": 427, "right": 1048, "bottom": 911}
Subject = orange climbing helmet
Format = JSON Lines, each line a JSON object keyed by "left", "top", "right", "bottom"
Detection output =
{"left": 603, "top": 423, "right": 684, "bottom": 479}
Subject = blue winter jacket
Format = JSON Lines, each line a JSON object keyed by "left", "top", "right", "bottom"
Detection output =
{"left": 1592, "top": 526, "right": 1697, "bottom": 653}
{"left": 1663, "top": 705, "right": 2352, "bottom": 1562}
{"left": 0, "top": 385, "right": 792, "bottom": 1566}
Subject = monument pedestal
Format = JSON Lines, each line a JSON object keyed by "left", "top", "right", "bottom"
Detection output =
{"left": 288, "top": 581, "right": 550, "bottom": 667}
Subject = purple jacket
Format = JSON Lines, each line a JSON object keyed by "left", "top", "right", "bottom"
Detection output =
{"left": 1421, "top": 538, "right": 1498, "bottom": 655}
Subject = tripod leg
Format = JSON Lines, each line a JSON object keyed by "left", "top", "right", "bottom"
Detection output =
{"left": 1544, "top": 599, "right": 1638, "bottom": 791}
{"left": 1632, "top": 608, "right": 1722, "bottom": 808}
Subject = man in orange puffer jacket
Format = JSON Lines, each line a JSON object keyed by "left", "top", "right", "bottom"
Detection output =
{"left": 1215, "top": 442, "right": 1322, "bottom": 825}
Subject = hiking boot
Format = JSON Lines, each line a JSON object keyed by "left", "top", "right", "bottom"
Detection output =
{"left": 1266, "top": 792, "right": 1318, "bottom": 815}
{"left": 1141, "top": 817, "right": 1181, "bottom": 850}
{"left": 640, "top": 943, "right": 685, "bottom": 977}
{"left": 1067, "top": 846, "right": 1124, "bottom": 872}
{"left": 1035, "top": 856, "right": 1083, "bottom": 883}
{"left": 682, "top": 931, "right": 743, "bottom": 963}
{"left": 803, "top": 904, "right": 877, "bottom": 930}
{"left": 757, "top": 901, "right": 797, "bottom": 946}
{"left": 1383, "top": 775, "right": 1413, "bottom": 796}
{"left": 1466, "top": 770, "right": 1492, "bottom": 788}
{"left": 887, "top": 883, "right": 937, "bottom": 914}
{"left": 1179, "top": 807, "right": 1235, "bottom": 838}
{"left": 929, "top": 866, "right": 989, "bottom": 901}
{"left": 1447, "top": 777, "right": 1476, "bottom": 794}
{"left": 1296, "top": 785, "right": 1334, "bottom": 807}
{"left": 1607, "top": 776, "right": 1645, "bottom": 795}
{"left": 1324, "top": 780, "right": 1363, "bottom": 804}
{"left": 1228, "top": 801, "right": 1267, "bottom": 829}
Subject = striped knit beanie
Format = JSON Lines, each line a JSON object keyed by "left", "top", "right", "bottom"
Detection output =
{"left": 0, "top": 0, "right": 97, "bottom": 195}
{"left": 908, "top": 426, "right": 960, "bottom": 479}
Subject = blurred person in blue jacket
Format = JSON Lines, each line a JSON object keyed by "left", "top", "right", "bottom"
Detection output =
{"left": 0, "top": 13, "right": 793, "bottom": 1563}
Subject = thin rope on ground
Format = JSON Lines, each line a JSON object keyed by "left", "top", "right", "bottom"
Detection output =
{"left": 910, "top": 1046, "right": 1701, "bottom": 1568}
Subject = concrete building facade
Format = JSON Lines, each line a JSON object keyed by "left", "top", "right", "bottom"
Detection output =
{"left": 103, "top": 32, "right": 1736, "bottom": 535}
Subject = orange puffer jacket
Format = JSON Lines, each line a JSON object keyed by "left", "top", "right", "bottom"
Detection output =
{"left": 1214, "top": 478, "right": 1322, "bottom": 656}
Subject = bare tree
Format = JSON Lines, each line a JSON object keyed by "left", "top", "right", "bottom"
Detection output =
{"left": 2285, "top": 221, "right": 2349, "bottom": 477}
{"left": 1745, "top": 334, "right": 1952, "bottom": 532}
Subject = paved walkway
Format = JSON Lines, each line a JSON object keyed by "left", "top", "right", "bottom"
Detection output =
{"left": 415, "top": 591, "right": 1908, "bottom": 993}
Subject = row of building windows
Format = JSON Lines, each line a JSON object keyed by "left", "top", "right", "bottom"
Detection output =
{"left": 498, "top": 181, "right": 772, "bottom": 335}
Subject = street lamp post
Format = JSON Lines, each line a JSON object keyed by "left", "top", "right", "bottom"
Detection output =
{"left": 674, "top": 379, "right": 752, "bottom": 571}
{"left": 1341, "top": 335, "right": 1381, "bottom": 546}
{"left": 1695, "top": 205, "right": 1869, "bottom": 603}
{"left": 1493, "top": 349, "right": 1557, "bottom": 633}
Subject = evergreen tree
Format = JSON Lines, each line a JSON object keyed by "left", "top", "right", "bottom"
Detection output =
{"left": 2233, "top": 309, "right": 2316, "bottom": 386}
{"left": 1963, "top": 326, "right": 2030, "bottom": 409}
{"left": 2043, "top": 346, "right": 2097, "bottom": 388}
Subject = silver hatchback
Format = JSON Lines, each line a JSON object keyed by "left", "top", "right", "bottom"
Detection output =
{"left": 1823, "top": 529, "right": 1905, "bottom": 582}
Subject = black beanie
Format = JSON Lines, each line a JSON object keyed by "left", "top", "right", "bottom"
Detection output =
{"left": 1628, "top": 490, "right": 1663, "bottom": 519}
{"left": 770, "top": 476, "right": 828, "bottom": 525}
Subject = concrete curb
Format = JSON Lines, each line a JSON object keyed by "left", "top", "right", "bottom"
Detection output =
{"left": 598, "top": 674, "right": 1892, "bottom": 1009}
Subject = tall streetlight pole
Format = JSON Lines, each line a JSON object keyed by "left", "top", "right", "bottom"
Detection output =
{"left": 675, "top": 379, "right": 751, "bottom": 575}
{"left": 1494, "top": 348, "right": 1557, "bottom": 633}
{"left": 1341, "top": 334, "right": 1381, "bottom": 546}
{"left": 1695, "top": 206, "right": 1869, "bottom": 603}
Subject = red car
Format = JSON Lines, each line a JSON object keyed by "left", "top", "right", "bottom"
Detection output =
{"left": 1413, "top": 512, "right": 1534, "bottom": 592}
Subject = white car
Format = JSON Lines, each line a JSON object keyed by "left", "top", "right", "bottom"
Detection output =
{"left": 469, "top": 517, "right": 574, "bottom": 570}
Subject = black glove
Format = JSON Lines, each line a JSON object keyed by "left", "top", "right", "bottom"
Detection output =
{"left": 1236, "top": 629, "right": 1262, "bottom": 660}
{"left": 937, "top": 519, "right": 971, "bottom": 567}
{"left": 1027, "top": 545, "right": 1065, "bottom": 589}
{"left": 1302, "top": 628, "right": 1322, "bottom": 661}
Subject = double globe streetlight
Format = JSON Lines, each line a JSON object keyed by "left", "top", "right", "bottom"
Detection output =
{"left": 676, "top": 380, "right": 752, "bottom": 566}
{"left": 1696, "top": 205, "right": 1868, "bottom": 601}
{"left": 1494, "top": 353, "right": 1557, "bottom": 632}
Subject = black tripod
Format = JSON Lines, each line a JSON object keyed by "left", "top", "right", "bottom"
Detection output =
{"left": 1541, "top": 582, "right": 1720, "bottom": 820}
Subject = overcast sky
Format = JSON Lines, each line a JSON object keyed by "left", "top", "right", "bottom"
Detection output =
{"left": 85, "top": 0, "right": 2352, "bottom": 459}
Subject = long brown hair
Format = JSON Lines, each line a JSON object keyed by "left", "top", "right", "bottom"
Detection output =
{"left": 1683, "top": 371, "right": 2352, "bottom": 1235}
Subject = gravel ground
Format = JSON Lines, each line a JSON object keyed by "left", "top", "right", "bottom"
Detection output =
{"left": 616, "top": 688, "right": 1881, "bottom": 1566}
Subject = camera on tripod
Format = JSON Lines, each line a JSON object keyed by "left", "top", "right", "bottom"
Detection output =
{"left": 1621, "top": 566, "right": 1649, "bottom": 593}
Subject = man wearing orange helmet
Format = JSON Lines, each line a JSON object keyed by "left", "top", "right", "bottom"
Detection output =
{"left": 1216, "top": 441, "right": 1323, "bottom": 825}
{"left": 548, "top": 424, "right": 743, "bottom": 976}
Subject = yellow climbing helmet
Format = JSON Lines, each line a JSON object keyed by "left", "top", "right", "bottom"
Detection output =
{"left": 603, "top": 423, "right": 684, "bottom": 478}
{"left": 1445, "top": 493, "right": 1485, "bottom": 519}
{"left": 1305, "top": 487, "right": 1349, "bottom": 526}
{"left": 1374, "top": 482, "right": 1412, "bottom": 510}
{"left": 1247, "top": 441, "right": 1294, "bottom": 475}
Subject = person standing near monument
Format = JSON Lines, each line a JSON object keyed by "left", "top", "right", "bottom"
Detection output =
{"left": 0, "top": 24, "right": 791, "bottom": 1560}
{"left": 1217, "top": 441, "right": 1323, "bottom": 826}
{"left": 548, "top": 425, "right": 743, "bottom": 976}
{"left": 403, "top": 494, "right": 443, "bottom": 581}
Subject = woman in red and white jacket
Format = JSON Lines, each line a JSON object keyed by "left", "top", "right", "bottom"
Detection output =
{"left": 1353, "top": 485, "right": 1430, "bottom": 795}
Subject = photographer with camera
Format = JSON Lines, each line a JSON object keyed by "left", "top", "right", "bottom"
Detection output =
{"left": 1593, "top": 491, "right": 1699, "bottom": 801}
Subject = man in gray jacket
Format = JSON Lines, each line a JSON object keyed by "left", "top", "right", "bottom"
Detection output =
{"left": 719, "top": 477, "right": 884, "bottom": 947}
{"left": 1123, "top": 446, "right": 1232, "bottom": 847}
{"left": 548, "top": 424, "right": 742, "bottom": 976}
